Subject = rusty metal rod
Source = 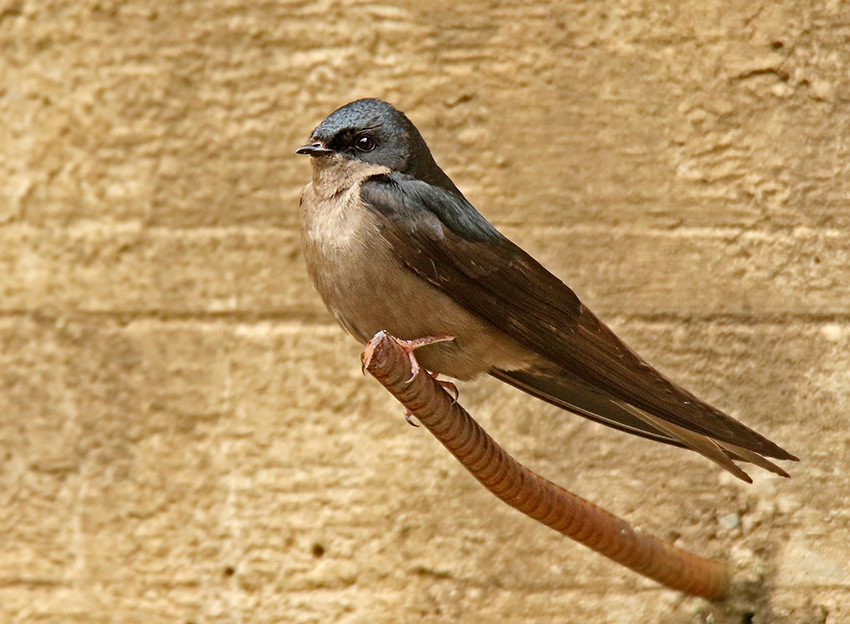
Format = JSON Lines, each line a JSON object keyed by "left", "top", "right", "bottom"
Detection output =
{"left": 361, "top": 330, "right": 730, "bottom": 598}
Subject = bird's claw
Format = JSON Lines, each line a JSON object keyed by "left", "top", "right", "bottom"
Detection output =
{"left": 405, "top": 352, "right": 421, "bottom": 383}
{"left": 436, "top": 377, "right": 459, "bottom": 403}
{"left": 403, "top": 408, "right": 420, "bottom": 427}
{"left": 392, "top": 334, "right": 455, "bottom": 383}
{"left": 362, "top": 332, "right": 457, "bottom": 428}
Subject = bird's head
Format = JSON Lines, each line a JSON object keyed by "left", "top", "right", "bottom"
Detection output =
{"left": 296, "top": 99, "right": 458, "bottom": 192}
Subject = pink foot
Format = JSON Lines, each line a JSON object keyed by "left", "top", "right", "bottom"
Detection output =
{"left": 392, "top": 334, "right": 456, "bottom": 382}
{"left": 431, "top": 372, "right": 459, "bottom": 403}
{"left": 361, "top": 331, "right": 458, "bottom": 426}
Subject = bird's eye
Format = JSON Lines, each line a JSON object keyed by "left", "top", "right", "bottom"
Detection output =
{"left": 354, "top": 134, "right": 377, "bottom": 152}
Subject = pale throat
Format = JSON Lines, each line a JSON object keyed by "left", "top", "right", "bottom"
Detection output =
{"left": 310, "top": 154, "right": 390, "bottom": 199}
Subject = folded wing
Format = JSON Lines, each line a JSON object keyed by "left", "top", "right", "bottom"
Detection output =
{"left": 360, "top": 172, "right": 796, "bottom": 479}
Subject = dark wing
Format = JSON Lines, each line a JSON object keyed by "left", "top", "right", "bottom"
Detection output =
{"left": 360, "top": 172, "right": 796, "bottom": 463}
{"left": 490, "top": 366, "right": 687, "bottom": 447}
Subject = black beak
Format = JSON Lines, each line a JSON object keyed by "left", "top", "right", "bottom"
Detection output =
{"left": 295, "top": 142, "right": 334, "bottom": 157}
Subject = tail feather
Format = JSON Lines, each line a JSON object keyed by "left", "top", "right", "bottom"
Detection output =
{"left": 491, "top": 368, "right": 685, "bottom": 448}
{"left": 716, "top": 441, "right": 790, "bottom": 478}
{"left": 617, "top": 401, "right": 754, "bottom": 482}
{"left": 492, "top": 365, "right": 794, "bottom": 482}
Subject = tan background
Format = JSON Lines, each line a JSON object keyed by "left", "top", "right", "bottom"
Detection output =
{"left": 1, "top": 1, "right": 848, "bottom": 622}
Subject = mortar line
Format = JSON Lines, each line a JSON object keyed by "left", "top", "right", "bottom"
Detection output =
{"left": 2, "top": 309, "right": 850, "bottom": 328}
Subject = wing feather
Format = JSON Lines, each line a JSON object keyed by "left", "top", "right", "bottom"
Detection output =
{"left": 360, "top": 173, "right": 796, "bottom": 463}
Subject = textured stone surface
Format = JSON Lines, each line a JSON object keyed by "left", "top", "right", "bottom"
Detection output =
{"left": 1, "top": 0, "right": 848, "bottom": 622}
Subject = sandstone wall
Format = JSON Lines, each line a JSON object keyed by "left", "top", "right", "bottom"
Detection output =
{"left": 1, "top": 1, "right": 848, "bottom": 622}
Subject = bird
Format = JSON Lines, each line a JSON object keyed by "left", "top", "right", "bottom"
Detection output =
{"left": 296, "top": 98, "right": 797, "bottom": 483}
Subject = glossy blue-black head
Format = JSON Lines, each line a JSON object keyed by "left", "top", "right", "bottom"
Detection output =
{"left": 296, "top": 99, "right": 459, "bottom": 192}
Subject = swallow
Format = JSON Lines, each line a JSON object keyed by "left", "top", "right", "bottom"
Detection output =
{"left": 296, "top": 98, "right": 797, "bottom": 482}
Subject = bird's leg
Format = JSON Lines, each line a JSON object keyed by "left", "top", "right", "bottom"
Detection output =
{"left": 392, "top": 334, "right": 456, "bottom": 382}
{"left": 430, "top": 372, "right": 459, "bottom": 403}
{"left": 398, "top": 335, "right": 457, "bottom": 427}
{"left": 361, "top": 331, "right": 457, "bottom": 427}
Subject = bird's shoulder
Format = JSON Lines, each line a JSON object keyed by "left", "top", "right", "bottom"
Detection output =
{"left": 360, "top": 172, "right": 506, "bottom": 245}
